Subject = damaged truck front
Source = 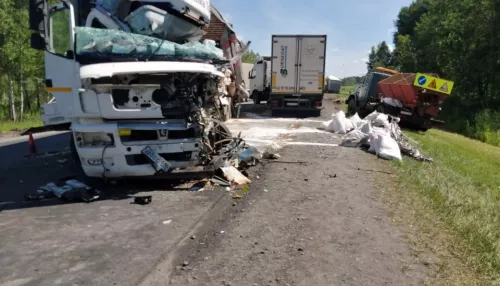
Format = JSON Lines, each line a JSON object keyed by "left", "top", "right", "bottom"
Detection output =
{"left": 29, "top": 0, "right": 236, "bottom": 179}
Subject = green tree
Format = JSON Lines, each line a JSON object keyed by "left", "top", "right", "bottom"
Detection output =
{"left": 241, "top": 50, "right": 260, "bottom": 64}
{"left": 367, "top": 41, "right": 395, "bottom": 71}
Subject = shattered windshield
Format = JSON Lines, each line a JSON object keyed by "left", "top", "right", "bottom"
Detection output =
{"left": 75, "top": 27, "right": 224, "bottom": 61}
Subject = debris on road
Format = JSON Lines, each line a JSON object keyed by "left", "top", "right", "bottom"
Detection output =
{"left": 322, "top": 111, "right": 432, "bottom": 162}
{"left": 134, "top": 196, "right": 152, "bottom": 205}
{"left": 163, "top": 220, "right": 172, "bottom": 225}
{"left": 210, "top": 176, "right": 231, "bottom": 187}
{"left": 26, "top": 179, "right": 101, "bottom": 203}
{"left": 263, "top": 142, "right": 282, "bottom": 160}
{"left": 221, "top": 165, "right": 251, "bottom": 185}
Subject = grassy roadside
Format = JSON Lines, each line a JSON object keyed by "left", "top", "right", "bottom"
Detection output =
{"left": 339, "top": 85, "right": 357, "bottom": 96}
{"left": 0, "top": 118, "right": 42, "bottom": 133}
{"left": 390, "top": 129, "right": 500, "bottom": 284}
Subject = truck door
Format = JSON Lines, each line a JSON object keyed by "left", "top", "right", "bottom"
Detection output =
{"left": 33, "top": 1, "right": 80, "bottom": 122}
{"left": 297, "top": 36, "right": 326, "bottom": 94}
{"left": 271, "top": 36, "right": 298, "bottom": 94}
{"left": 357, "top": 73, "right": 373, "bottom": 106}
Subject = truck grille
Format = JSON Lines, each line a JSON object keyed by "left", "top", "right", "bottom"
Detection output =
{"left": 121, "top": 129, "right": 197, "bottom": 142}
{"left": 126, "top": 151, "right": 193, "bottom": 166}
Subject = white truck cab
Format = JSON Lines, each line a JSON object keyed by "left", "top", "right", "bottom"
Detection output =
{"left": 248, "top": 57, "right": 271, "bottom": 104}
{"left": 29, "top": 0, "right": 234, "bottom": 179}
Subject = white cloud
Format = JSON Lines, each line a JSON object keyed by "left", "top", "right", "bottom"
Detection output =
{"left": 388, "top": 44, "right": 395, "bottom": 52}
{"left": 331, "top": 48, "right": 340, "bottom": 52}
{"left": 387, "top": 27, "right": 397, "bottom": 36}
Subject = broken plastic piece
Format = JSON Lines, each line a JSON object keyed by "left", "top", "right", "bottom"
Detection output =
{"left": 221, "top": 166, "right": 251, "bottom": 185}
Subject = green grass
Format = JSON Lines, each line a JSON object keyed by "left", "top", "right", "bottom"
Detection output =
{"left": 339, "top": 85, "right": 357, "bottom": 96}
{"left": 395, "top": 129, "right": 500, "bottom": 283}
{"left": 0, "top": 118, "right": 42, "bottom": 133}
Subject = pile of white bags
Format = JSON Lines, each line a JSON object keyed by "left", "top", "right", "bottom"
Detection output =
{"left": 321, "top": 111, "right": 403, "bottom": 161}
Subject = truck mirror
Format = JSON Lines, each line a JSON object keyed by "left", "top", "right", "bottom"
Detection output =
{"left": 30, "top": 33, "right": 46, "bottom": 50}
{"left": 29, "top": 0, "right": 44, "bottom": 32}
{"left": 249, "top": 70, "right": 256, "bottom": 79}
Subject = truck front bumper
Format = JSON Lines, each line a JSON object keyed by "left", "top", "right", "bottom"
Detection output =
{"left": 72, "top": 121, "right": 203, "bottom": 178}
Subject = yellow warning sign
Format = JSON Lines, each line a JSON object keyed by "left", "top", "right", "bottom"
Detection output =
{"left": 428, "top": 80, "right": 436, "bottom": 89}
{"left": 413, "top": 73, "right": 455, "bottom": 95}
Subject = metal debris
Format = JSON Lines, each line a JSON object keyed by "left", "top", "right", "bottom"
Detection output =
{"left": 134, "top": 196, "right": 152, "bottom": 205}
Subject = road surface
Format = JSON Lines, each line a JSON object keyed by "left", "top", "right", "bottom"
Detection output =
{"left": 0, "top": 100, "right": 431, "bottom": 286}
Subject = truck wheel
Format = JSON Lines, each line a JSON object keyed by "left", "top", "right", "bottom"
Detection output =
{"left": 252, "top": 91, "right": 261, "bottom": 105}
{"left": 347, "top": 97, "right": 356, "bottom": 116}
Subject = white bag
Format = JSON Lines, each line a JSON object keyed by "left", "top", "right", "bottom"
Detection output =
{"left": 344, "top": 118, "right": 355, "bottom": 132}
{"left": 348, "top": 113, "right": 363, "bottom": 128}
{"left": 373, "top": 113, "right": 390, "bottom": 128}
{"left": 377, "top": 135, "right": 402, "bottom": 161}
{"left": 360, "top": 121, "right": 373, "bottom": 134}
{"left": 328, "top": 111, "right": 347, "bottom": 133}
{"left": 321, "top": 120, "right": 333, "bottom": 130}
{"left": 364, "top": 111, "right": 380, "bottom": 122}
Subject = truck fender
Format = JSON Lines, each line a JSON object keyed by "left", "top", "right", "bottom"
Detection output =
{"left": 345, "top": 94, "right": 354, "bottom": 105}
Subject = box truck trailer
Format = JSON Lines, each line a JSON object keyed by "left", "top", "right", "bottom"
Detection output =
{"left": 269, "top": 35, "right": 327, "bottom": 116}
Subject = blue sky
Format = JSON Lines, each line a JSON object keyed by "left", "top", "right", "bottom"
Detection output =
{"left": 211, "top": 0, "right": 413, "bottom": 78}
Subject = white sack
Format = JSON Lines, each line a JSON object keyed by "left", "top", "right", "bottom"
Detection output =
{"left": 373, "top": 113, "right": 390, "bottom": 128}
{"left": 377, "top": 135, "right": 402, "bottom": 161}
{"left": 367, "top": 134, "right": 380, "bottom": 154}
{"left": 327, "top": 111, "right": 347, "bottom": 133}
{"left": 360, "top": 121, "right": 373, "bottom": 134}
{"left": 348, "top": 113, "right": 363, "bottom": 128}
{"left": 364, "top": 111, "right": 380, "bottom": 122}
{"left": 344, "top": 118, "right": 355, "bottom": 132}
{"left": 321, "top": 120, "right": 332, "bottom": 130}
{"left": 382, "top": 97, "right": 403, "bottom": 108}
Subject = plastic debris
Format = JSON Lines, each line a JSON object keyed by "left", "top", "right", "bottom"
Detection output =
{"left": 163, "top": 220, "right": 172, "bottom": 225}
{"left": 263, "top": 142, "right": 282, "bottom": 160}
{"left": 134, "top": 196, "right": 152, "bottom": 205}
{"left": 28, "top": 180, "right": 101, "bottom": 203}
{"left": 341, "top": 130, "right": 369, "bottom": 148}
{"left": 221, "top": 166, "right": 251, "bottom": 185}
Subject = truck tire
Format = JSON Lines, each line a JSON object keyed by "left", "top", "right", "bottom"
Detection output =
{"left": 252, "top": 91, "right": 261, "bottom": 105}
{"left": 347, "top": 97, "right": 356, "bottom": 116}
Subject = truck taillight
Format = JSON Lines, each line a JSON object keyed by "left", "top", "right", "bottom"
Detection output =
{"left": 314, "top": 101, "right": 322, "bottom": 107}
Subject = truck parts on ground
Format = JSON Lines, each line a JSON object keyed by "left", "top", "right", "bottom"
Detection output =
{"left": 345, "top": 67, "right": 454, "bottom": 131}
{"left": 29, "top": 0, "right": 249, "bottom": 180}
{"left": 269, "top": 35, "right": 327, "bottom": 116}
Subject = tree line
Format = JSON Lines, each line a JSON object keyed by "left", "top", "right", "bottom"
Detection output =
{"left": 368, "top": 0, "right": 500, "bottom": 145}
{"left": 0, "top": 0, "right": 50, "bottom": 122}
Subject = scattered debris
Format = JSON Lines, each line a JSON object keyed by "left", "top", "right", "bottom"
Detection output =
{"left": 232, "top": 195, "right": 242, "bottom": 200}
{"left": 27, "top": 180, "right": 101, "bottom": 203}
{"left": 163, "top": 220, "right": 172, "bottom": 225}
{"left": 134, "top": 196, "right": 152, "bottom": 205}
{"left": 263, "top": 142, "right": 282, "bottom": 160}
{"left": 322, "top": 111, "right": 432, "bottom": 162}
{"left": 182, "top": 261, "right": 189, "bottom": 267}
{"left": 221, "top": 165, "right": 251, "bottom": 185}
{"left": 190, "top": 235, "right": 196, "bottom": 240}
{"left": 210, "top": 176, "right": 230, "bottom": 187}
{"left": 189, "top": 181, "right": 208, "bottom": 192}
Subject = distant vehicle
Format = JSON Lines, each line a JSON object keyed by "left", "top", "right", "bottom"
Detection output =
{"left": 345, "top": 67, "right": 454, "bottom": 131}
{"left": 325, "top": 75, "right": 341, "bottom": 93}
{"left": 248, "top": 56, "right": 271, "bottom": 104}
{"left": 269, "top": 35, "right": 327, "bottom": 116}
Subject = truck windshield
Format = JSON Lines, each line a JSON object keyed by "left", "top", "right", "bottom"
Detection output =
{"left": 75, "top": 27, "right": 224, "bottom": 62}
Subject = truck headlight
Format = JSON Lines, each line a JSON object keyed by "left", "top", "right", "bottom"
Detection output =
{"left": 74, "top": 132, "right": 114, "bottom": 147}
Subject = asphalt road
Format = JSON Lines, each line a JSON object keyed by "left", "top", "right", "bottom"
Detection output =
{"left": 0, "top": 100, "right": 432, "bottom": 286}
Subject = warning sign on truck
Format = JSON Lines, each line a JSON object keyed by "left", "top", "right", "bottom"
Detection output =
{"left": 413, "top": 73, "right": 454, "bottom": 95}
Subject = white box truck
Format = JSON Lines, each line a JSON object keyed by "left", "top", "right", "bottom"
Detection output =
{"left": 269, "top": 35, "right": 327, "bottom": 115}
